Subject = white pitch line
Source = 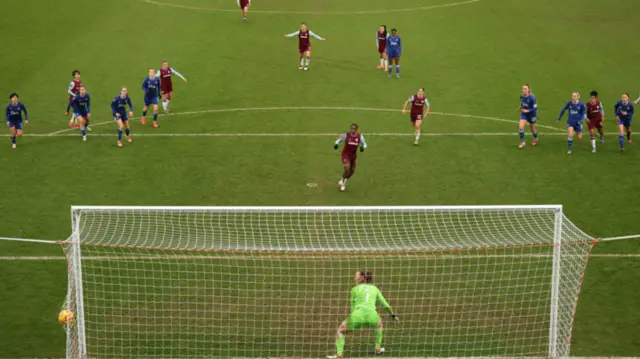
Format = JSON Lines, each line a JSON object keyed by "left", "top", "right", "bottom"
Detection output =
{"left": 144, "top": 0, "right": 481, "bottom": 14}
{"left": 45, "top": 106, "right": 565, "bottom": 136}
{"left": 0, "top": 253, "right": 638, "bottom": 260}
{"left": 24, "top": 132, "right": 573, "bottom": 138}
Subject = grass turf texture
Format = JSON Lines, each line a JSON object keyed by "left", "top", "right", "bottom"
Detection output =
{"left": 0, "top": 0, "right": 639, "bottom": 357}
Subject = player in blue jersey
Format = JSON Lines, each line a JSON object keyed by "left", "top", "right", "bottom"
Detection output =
{"left": 111, "top": 88, "right": 135, "bottom": 148}
{"left": 615, "top": 93, "right": 634, "bottom": 151}
{"left": 141, "top": 69, "right": 161, "bottom": 128}
{"left": 65, "top": 86, "right": 91, "bottom": 142}
{"left": 557, "top": 92, "right": 587, "bottom": 154}
{"left": 518, "top": 84, "right": 539, "bottom": 148}
{"left": 5, "top": 93, "right": 29, "bottom": 149}
{"left": 386, "top": 29, "right": 401, "bottom": 79}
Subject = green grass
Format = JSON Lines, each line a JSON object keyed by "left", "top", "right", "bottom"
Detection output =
{"left": 0, "top": 0, "right": 639, "bottom": 357}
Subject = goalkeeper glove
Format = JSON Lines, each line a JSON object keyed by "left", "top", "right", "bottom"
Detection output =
{"left": 390, "top": 314, "right": 399, "bottom": 323}
{"left": 334, "top": 144, "right": 339, "bottom": 150}
{"left": 360, "top": 147, "right": 364, "bottom": 152}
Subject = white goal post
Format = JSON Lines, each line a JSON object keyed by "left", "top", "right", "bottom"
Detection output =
{"left": 61, "top": 205, "right": 596, "bottom": 359}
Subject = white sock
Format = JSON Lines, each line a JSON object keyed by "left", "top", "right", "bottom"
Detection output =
{"left": 416, "top": 131, "right": 421, "bottom": 141}
{"left": 300, "top": 58, "right": 304, "bottom": 66}
{"left": 305, "top": 57, "right": 310, "bottom": 66}
{"left": 384, "top": 59, "right": 388, "bottom": 68}
{"left": 162, "top": 101, "right": 168, "bottom": 110}
{"left": 591, "top": 138, "right": 596, "bottom": 149}
{"left": 380, "top": 58, "right": 384, "bottom": 66}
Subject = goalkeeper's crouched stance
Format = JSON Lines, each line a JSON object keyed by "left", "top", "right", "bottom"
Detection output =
{"left": 327, "top": 271, "right": 399, "bottom": 359}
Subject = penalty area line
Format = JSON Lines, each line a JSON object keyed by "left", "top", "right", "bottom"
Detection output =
{"left": 44, "top": 106, "right": 565, "bottom": 136}
{"left": 26, "top": 132, "right": 571, "bottom": 138}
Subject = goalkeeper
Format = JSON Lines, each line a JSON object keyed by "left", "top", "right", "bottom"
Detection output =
{"left": 327, "top": 271, "right": 399, "bottom": 359}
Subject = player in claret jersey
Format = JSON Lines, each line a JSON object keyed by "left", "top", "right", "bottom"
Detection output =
{"left": 284, "top": 23, "right": 325, "bottom": 71}
{"left": 518, "top": 84, "right": 539, "bottom": 148}
{"left": 334, "top": 124, "right": 367, "bottom": 192}
{"left": 615, "top": 93, "right": 634, "bottom": 151}
{"left": 5, "top": 93, "right": 29, "bottom": 149}
{"left": 141, "top": 69, "right": 161, "bottom": 128}
{"left": 376, "top": 25, "right": 388, "bottom": 70}
{"left": 402, "top": 88, "right": 430, "bottom": 145}
{"left": 586, "top": 91, "right": 605, "bottom": 153}
{"left": 557, "top": 92, "right": 587, "bottom": 154}
{"left": 155, "top": 61, "right": 187, "bottom": 114}
{"left": 67, "top": 70, "right": 83, "bottom": 129}
{"left": 66, "top": 85, "right": 91, "bottom": 142}
{"left": 327, "top": 271, "right": 398, "bottom": 359}
{"left": 238, "top": 0, "right": 251, "bottom": 22}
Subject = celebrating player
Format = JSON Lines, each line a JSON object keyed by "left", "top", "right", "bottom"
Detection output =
{"left": 518, "top": 84, "right": 539, "bottom": 148}
{"left": 402, "top": 88, "right": 430, "bottom": 145}
{"left": 386, "top": 28, "right": 401, "bottom": 78}
{"left": 66, "top": 85, "right": 91, "bottom": 142}
{"left": 238, "top": 0, "right": 251, "bottom": 22}
{"left": 376, "top": 25, "right": 388, "bottom": 70}
{"left": 155, "top": 61, "right": 187, "bottom": 114}
{"left": 326, "top": 271, "right": 398, "bottom": 359}
{"left": 141, "top": 69, "right": 161, "bottom": 127}
{"left": 615, "top": 93, "right": 634, "bottom": 151}
{"left": 334, "top": 124, "right": 367, "bottom": 192}
{"left": 111, "top": 88, "right": 135, "bottom": 148}
{"left": 67, "top": 70, "right": 83, "bottom": 129}
{"left": 5, "top": 93, "right": 28, "bottom": 149}
{"left": 586, "top": 90, "right": 605, "bottom": 153}
{"left": 284, "top": 23, "right": 325, "bottom": 71}
{"left": 557, "top": 92, "right": 586, "bottom": 154}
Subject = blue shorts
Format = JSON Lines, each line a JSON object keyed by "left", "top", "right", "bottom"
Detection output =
{"left": 7, "top": 121, "right": 22, "bottom": 130}
{"left": 114, "top": 113, "right": 128, "bottom": 122}
{"left": 617, "top": 118, "right": 632, "bottom": 127}
{"left": 74, "top": 112, "right": 89, "bottom": 118}
{"left": 520, "top": 114, "right": 537, "bottom": 124}
{"left": 567, "top": 122, "right": 582, "bottom": 132}
{"left": 387, "top": 51, "right": 400, "bottom": 59}
{"left": 144, "top": 96, "right": 158, "bottom": 106}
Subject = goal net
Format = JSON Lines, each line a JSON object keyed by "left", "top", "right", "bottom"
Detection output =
{"left": 61, "top": 206, "right": 596, "bottom": 359}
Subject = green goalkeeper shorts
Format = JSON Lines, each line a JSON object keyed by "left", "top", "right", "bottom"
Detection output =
{"left": 346, "top": 310, "right": 380, "bottom": 330}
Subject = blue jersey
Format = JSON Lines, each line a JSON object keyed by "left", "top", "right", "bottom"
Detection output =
{"left": 615, "top": 101, "right": 634, "bottom": 121}
{"left": 142, "top": 77, "right": 161, "bottom": 99}
{"left": 386, "top": 35, "right": 402, "bottom": 56}
{"left": 520, "top": 94, "right": 538, "bottom": 118}
{"left": 111, "top": 95, "right": 134, "bottom": 116}
{"left": 558, "top": 101, "right": 586, "bottom": 125}
{"left": 5, "top": 102, "right": 28, "bottom": 123}
{"left": 67, "top": 93, "right": 91, "bottom": 115}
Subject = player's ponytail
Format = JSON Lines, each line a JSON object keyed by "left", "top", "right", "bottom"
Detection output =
{"left": 381, "top": 25, "right": 387, "bottom": 37}
{"left": 361, "top": 271, "right": 373, "bottom": 283}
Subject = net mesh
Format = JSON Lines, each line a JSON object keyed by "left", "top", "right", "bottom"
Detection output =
{"left": 63, "top": 206, "right": 595, "bottom": 359}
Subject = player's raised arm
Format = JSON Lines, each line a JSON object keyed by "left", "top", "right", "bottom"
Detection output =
{"left": 359, "top": 134, "right": 367, "bottom": 151}
{"left": 635, "top": 95, "right": 640, "bottom": 105}
{"left": 68, "top": 82, "right": 76, "bottom": 97}
{"left": 557, "top": 101, "right": 570, "bottom": 121}
{"left": 334, "top": 133, "right": 346, "bottom": 149}
{"left": 284, "top": 31, "right": 300, "bottom": 38}
{"left": 172, "top": 69, "right": 187, "bottom": 82}
{"left": 309, "top": 30, "right": 325, "bottom": 40}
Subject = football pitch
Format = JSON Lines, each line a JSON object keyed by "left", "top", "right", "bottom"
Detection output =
{"left": 1, "top": 0, "right": 639, "bottom": 357}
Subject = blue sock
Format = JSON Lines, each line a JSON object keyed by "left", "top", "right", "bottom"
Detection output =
{"left": 125, "top": 128, "right": 130, "bottom": 136}
{"left": 532, "top": 131, "right": 538, "bottom": 139}
{"left": 388, "top": 66, "right": 392, "bottom": 74}
{"left": 519, "top": 130, "right": 525, "bottom": 141}
{"left": 10, "top": 135, "right": 16, "bottom": 144}
{"left": 142, "top": 110, "right": 147, "bottom": 117}
{"left": 81, "top": 128, "right": 86, "bottom": 136}
{"left": 153, "top": 113, "right": 158, "bottom": 122}
{"left": 568, "top": 138, "right": 573, "bottom": 151}
{"left": 118, "top": 129, "right": 123, "bottom": 140}
{"left": 396, "top": 65, "right": 400, "bottom": 74}
{"left": 619, "top": 134, "right": 625, "bottom": 148}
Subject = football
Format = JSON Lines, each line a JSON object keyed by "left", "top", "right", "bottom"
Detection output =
{"left": 58, "top": 310, "right": 74, "bottom": 325}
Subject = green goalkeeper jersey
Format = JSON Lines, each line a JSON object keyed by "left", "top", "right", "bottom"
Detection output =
{"left": 350, "top": 284, "right": 393, "bottom": 314}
